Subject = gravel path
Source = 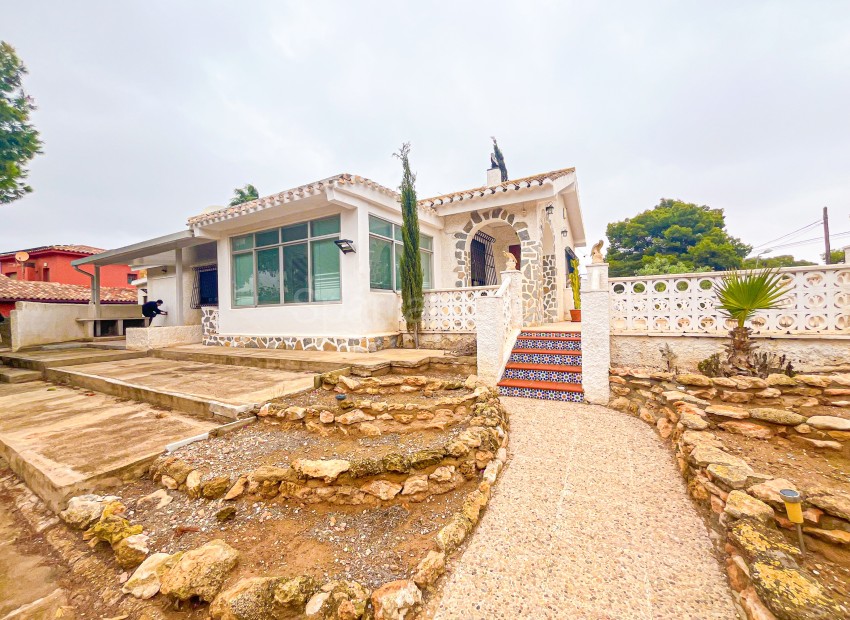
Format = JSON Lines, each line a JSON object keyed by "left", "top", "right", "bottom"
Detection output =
{"left": 429, "top": 398, "right": 739, "bottom": 620}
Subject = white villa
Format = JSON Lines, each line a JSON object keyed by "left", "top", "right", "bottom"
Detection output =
{"left": 72, "top": 163, "right": 586, "bottom": 353}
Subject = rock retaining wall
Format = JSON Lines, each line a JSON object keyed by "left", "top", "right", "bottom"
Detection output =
{"left": 609, "top": 369, "right": 850, "bottom": 619}
{"left": 58, "top": 383, "right": 512, "bottom": 619}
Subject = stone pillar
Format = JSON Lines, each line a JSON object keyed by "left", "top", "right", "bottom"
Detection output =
{"left": 581, "top": 262, "right": 611, "bottom": 405}
{"left": 501, "top": 269, "right": 523, "bottom": 328}
{"left": 844, "top": 245, "right": 850, "bottom": 264}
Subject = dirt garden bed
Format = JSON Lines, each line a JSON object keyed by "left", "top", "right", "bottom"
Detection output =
{"left": 50, "top": 372, "right": 509, "bottom": 620}
{"left": 610, "top": 367, "right": 850, "bottom": 619}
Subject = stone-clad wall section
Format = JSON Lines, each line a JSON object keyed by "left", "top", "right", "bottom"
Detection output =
{"left": 542, "top": 254, "right": 557, "bottom": 323}
{"left": 200, "top": 308, "right": 398, "bottom": 353}
{"left": 444, "top": 208, "right": 543, "bottom": 325}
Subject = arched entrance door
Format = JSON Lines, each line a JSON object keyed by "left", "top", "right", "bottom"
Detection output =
{"left": 468, "top": 222, "right": 521, "bottom": 287}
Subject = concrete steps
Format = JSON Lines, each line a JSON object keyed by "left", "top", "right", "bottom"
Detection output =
{"left": 0, "top": 348, "right": 144, "bottom": 372}
{"left": 45, "top": 357, "right": 317, "bottom": 421}
{"left": 0, "top": 366, "right": 41, "bottom": 384}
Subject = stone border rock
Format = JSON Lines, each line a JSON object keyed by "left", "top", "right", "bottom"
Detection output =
{"left": 258, "top": 374, "right": 485, "bottom": 438}
{"left": 151, "top": 379, "right": 506, "bottom": 509}
{"left": 609, "top": 369, "right": 849, "bottom": 619}
{"left": 58, "top": 385, "right": 511, "bottom": 619}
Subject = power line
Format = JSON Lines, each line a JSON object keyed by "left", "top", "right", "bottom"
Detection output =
{"left": 751, "top": 219, "right": 822, "bottom": 250}
{"left": 767, "top": 230, "right": 850, "bottom": 252}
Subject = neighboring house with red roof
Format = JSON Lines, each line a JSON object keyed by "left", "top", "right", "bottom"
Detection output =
{"left": 0, "top": 273, "right": 137, "bottom": 317}
{"left": 0, "top": 245, "right": 137, "bottom": 290}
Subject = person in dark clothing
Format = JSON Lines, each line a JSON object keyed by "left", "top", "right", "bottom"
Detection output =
{"left": 141, "top": 299, "right": 167, "bottom": 326}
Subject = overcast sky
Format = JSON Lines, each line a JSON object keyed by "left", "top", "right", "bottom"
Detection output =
{"left": 3, "top": 1, "right": 849, "bottom": 261}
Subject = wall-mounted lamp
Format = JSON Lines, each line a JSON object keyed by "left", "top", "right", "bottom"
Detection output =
{"left": 545, "top": 204, "right": 554, "bottom": 217}
{"left": 334, "top": 239, "right": 356, "bottom": 254}
{"left": 561, "top": 229, "right": 569, "bottom": 239}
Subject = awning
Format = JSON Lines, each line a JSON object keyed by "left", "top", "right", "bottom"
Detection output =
{"left": 71, "top": 230, "right": 212, "bottom": 269}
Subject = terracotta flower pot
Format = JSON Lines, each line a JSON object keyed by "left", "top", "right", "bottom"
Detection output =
{"left": 570, "top": 309, "right": 581, "bottom": 322}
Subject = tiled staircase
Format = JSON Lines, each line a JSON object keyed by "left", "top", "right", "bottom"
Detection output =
{"left": 497, "top": 330, "right": 584, "bottom": 402}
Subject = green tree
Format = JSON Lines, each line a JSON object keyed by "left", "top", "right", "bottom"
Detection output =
{"left": 1, "top": 42, "right": 42, "bottom": 204}
{"left": 826, "top": 249, "right": 845, "bottom": 264}
{"left": 229, "top": 184, "right": 259, "bottom": 206}
{"left": 635, "top": 256, "right": 710, "bottom": 276}
{"left": 605, "top": 199, "right": 751, "bottom": 277}
{"left": 741, "top": 254, "right": 816, "bottom": 269}
{"left": 395, "top": 143, "right": 423, "bottom": 348}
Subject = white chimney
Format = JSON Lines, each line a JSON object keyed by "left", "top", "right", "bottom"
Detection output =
{"left": 487, "top": 167, "right": 502, "bottom": 186}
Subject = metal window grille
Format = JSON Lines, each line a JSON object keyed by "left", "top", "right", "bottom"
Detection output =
{"left": 191, "top": 264, "right": 219, "bottom": 308}
{"left": 471, "top": 231, "right": 497, "bottom": 286}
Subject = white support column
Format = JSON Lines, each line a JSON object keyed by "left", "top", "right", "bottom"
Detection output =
{"left": 475, "top": 293, "right": 506, "bottom": 385}
{"left": 581, "top": 262, "right": 611, "bottom": 404}
{"left": 501, "top": 269, "right": 523, "bottom": 327}
{"left": 93, "top": 265, "right": 101, "bottom": 318}
{"left": 174, "top": 248, "right": 184, "bottom": 326}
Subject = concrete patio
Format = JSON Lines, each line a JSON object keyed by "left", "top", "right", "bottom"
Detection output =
{"left": 0, "top": 381, "right": 219, "bottom": 512}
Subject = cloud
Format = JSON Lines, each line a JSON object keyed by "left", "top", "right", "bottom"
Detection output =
{"left": 2, "top": 0, "right": 848, "bottom": 261}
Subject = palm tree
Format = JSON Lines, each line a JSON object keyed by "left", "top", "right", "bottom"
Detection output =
{"left": 713, "top": 269, "right": 791, "bottom": 373}
{"left": 229, "top": 184, "right": 259, "bottom": 206}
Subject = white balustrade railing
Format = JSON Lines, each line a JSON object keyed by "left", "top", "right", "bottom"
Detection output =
{"left": 609, "top": 265, "right": 850, "bottom": 336}
{"left": 400, "top": 286, "right": 499, "bottom": 333}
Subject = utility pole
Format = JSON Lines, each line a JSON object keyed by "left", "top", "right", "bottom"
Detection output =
{"left": 823, "top": 206, "right": 831, "bottom": 264}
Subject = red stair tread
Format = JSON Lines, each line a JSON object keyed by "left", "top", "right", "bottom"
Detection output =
{"left": 521, "top": 331, "right": 581, "bottom": 336}
{"left": 511, "top": 348, "right": 582, "bottom": 355}
{"left": 497, "top": 378, "right": 584, "bottom": 392}
{"left": 504, "top": 363, "right": 582, "bottom": 372}
{"left": 517, "top": 335, "right": 581, "bottom": 342}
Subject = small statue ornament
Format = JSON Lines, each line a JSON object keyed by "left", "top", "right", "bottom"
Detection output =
{"left": 503, "top": 251, "right": 518, "bottom": 270}
{"left": 591, "top": 240, "right": 605, "bottom": 264}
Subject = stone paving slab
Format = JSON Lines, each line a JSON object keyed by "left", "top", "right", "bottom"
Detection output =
{"left": 427, "top": 398, "right": 738, "bottom": 620}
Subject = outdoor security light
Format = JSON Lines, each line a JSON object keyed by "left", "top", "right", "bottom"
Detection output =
{"left": 334, "top": 239, "right": 356, "bottom": 254}
{"left": 780, "top": 489, "right": 806, "bottom": 555}
{"left": 561, "top": 229, "right": 569, "bottom": 238}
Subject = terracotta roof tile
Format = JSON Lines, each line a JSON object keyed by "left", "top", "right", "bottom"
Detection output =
{"left": 187, "top": 173, "right": 399, "bottom": 227}
{"left": 0, "top": 274, "right": 137, "bottom": 305}
{"left": 0, "top": 244, "right": 106, "bottom": 258}
{"left": 418, "top": 167, "right": 575, "bottom": 208}
{"left": 187, "top": 166, "right": 576, "bottom": 226}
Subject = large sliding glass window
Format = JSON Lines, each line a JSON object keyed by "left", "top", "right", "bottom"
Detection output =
{"left": 368, "top": 215, "right": 434, "bottom": 291}
{"left": 230, "top": 215, "right": 341, "bottom": 307}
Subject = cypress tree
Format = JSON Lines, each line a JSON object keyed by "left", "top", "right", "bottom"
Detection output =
{"left": 394, "top": 143, "right": 423, "bottom": 348}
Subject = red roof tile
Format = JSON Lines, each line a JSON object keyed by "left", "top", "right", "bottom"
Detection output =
{"left": 0, "top": 244, "right": 107, "bottom": 260}
{"left": 0, "top": 274, "right": 137, "bottom": 304}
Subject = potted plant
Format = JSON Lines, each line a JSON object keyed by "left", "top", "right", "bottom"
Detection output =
{"left": 569, "top": 258, "right": 581, "bottom": 322}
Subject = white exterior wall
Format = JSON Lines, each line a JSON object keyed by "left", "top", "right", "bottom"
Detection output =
{"left": 10, "top": 302, "right": 142, "bottom": 351}
{"left": 213, "top": 201, "right": 443, "bottom": 338}
{"left": 145, "top": 243, "right": 216, "bottom": 327}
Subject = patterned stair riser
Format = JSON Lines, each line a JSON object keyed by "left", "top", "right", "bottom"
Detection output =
{"left": 509, "top": 352, "right": 582, "bottom": 366}
{"left": 515, "top": 338, "right": 581, "bottom": 351}
{"left": 503, "top": 368, "right": 582, "bottom": 383}
{"left": 498, "top": 386, "right": 585, "bottom": 402}
{"left": 519, "top": 331, "right": 581, "bottom": 339}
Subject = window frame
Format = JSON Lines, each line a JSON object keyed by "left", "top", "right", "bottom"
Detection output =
{"left": 229, "top": 215, "right": 342, "bottom": 308}
{"left": 368, "top": 215, "right": 434, "bottom": 292}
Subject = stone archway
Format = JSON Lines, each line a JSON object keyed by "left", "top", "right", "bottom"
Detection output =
{"left": 452, "top": 208, "right": 544, "bottom": 325}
